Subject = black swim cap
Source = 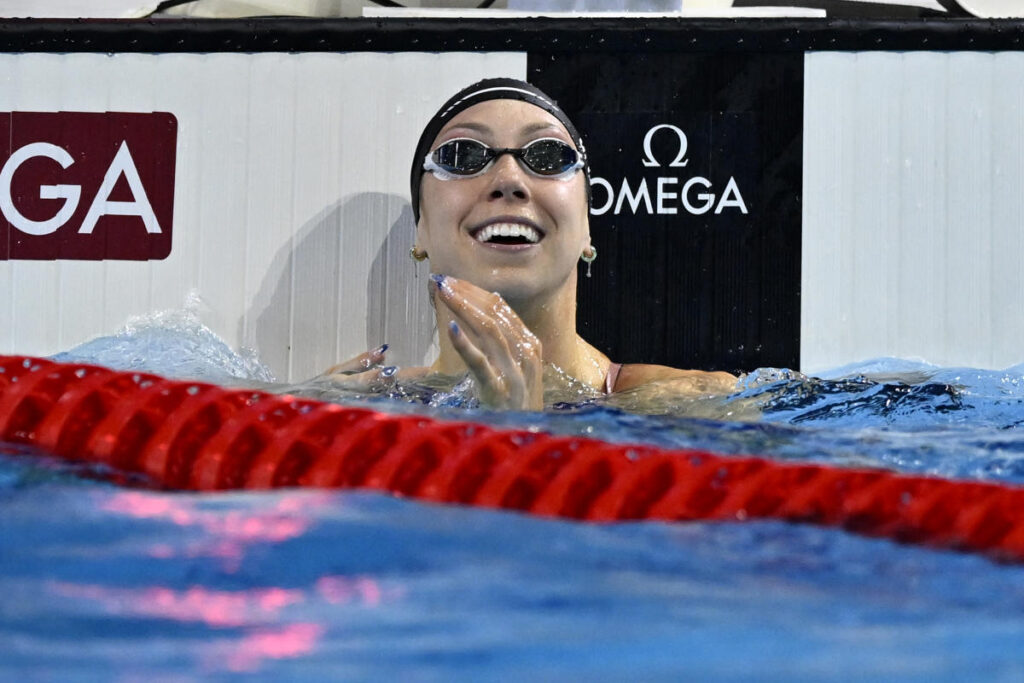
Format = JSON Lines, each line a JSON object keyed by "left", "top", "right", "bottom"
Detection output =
{"left": 410, "top": 77, "right": 591, "bottom": 224}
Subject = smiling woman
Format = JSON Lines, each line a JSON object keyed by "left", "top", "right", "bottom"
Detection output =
{"left": 326, "top": 78, "right": 735, "bottom": 410}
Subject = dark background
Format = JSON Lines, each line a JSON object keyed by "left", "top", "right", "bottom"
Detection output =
{"left": 530, "top": 53, "right": 804, "bottom": 374}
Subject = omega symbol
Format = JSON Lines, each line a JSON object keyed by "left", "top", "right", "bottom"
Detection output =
{"left": 641, "top": 124, "right": 688, "bottom": 168}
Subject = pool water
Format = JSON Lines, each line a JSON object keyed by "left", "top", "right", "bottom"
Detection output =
{"left": 4, "top": 315, "right": 1024, "bottom": 680}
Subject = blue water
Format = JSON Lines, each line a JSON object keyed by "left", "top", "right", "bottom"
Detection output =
{"left": 4, "top": 317, "right": 1024, "bottom": 680}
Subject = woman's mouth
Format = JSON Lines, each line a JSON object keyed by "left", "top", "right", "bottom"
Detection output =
{"left": 471, "top": 222, "right": 544, "bottom": 246}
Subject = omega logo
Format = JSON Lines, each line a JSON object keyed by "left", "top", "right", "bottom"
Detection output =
{"left": 590, "top": 122, "right": 748, "bottom": 217}
{"left": 642, "top": 124, "right": 688, "bottom": 168}
{"left": 0, "top": 111, "right": 176, "bottom": 262}
{"left": 1, "top": 140, "right": 161, "bottom": 236}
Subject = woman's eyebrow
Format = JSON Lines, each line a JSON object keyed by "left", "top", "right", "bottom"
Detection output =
{"left": 520, "top": 122, "right": 563, "bottom": 135}
{"left": 442, "top": 121, "right": 563, "bottom": 139}
{"left": 443, "top": 122, "right": 492, "bottom": 135}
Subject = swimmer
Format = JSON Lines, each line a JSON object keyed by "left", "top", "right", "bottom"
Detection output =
{"left": 326, "top": 78, "right": 735, "bottom": 410}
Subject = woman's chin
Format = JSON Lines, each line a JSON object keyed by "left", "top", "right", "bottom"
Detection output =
{"left": 444, "top": 261, "right": 576, "bottom": 303}
{"left": 453, "top": 270, "right": 536, "bottom": 300}
{"left": 487, "top": 275, "right": 572, "bottom": 307}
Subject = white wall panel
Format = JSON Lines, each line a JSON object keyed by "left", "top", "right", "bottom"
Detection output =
{"left": 988, "top": 55, "right": 1024, "bottom": 367}
{"left": 3, "top": 56, "right": 62, "bottom": 354}
{"left": 0, "top": 52, "right": 526, "bottom": 381}
{"left": 803, "top": 52, "right": 1024, "bottom": 372}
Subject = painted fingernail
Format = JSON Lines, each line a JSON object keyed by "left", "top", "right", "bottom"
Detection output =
{"left": 431, "top": 273, "right": 455, "bottom": 296}
{"left": 374, "top": 343, "right": 389, "bottom": 354}
{"left": 381, "top": 365, "right": 397, "bottom": 377}
{"left": 448, "top": 321, "right": 460, "bottom": 336}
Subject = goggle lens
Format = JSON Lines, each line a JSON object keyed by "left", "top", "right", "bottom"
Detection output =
{"left": 433, "top": 139, "right": 492, "bottom": 174}
{"left": 521, "top": 139, "right": 580, "bottom": 174}
{"left": 428, "top": 138, "right": 581, "bottom": 177}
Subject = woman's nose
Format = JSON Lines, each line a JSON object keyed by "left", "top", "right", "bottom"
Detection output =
{"left": 487, "top": 154, "right": 529, "bottom": 202}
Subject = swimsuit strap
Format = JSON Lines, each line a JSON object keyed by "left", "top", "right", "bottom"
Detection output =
{"left": 604, "top": 362, "right": 623, "bottom": 395}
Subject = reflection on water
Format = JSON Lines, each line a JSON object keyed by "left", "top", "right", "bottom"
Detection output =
{"left": 101, "top": 491, "right": 322, "bottom": 570}
{"left": 5, "top": 314, "right": 1024, "bottom": 679}
{"left": 46, "top": 581, "right": 308, "bottom": 628}
{"left": 82, "top": 491, "right": 399, "bottom": 672}
{"left": 4, "top": 486, "right": 403, "bottom": 676}
{"left": 5, "top": 481, "right": 1024, "bottom": 680}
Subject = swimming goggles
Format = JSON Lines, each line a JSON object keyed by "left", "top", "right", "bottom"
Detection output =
{"left": 423, "top": 137, "right": 584, "bottom": 179}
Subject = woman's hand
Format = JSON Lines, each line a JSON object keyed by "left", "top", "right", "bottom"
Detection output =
{"left": 320, "top": 344, "right": 396, "bottom": 390}
{"left": 432, "top": 274, "right": 544, "bottom": 411}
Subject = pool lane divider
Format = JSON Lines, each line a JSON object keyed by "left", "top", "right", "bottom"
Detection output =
{"left": 2, "top": 354, "right": 1023, "bottom": 561}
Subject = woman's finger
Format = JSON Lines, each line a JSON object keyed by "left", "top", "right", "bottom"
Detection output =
{"left": 435, "top": 282, "right": 521, "bottom": 381}
{"left": 454, "top": 279, "right": 540, "bottom": 354}
{"left": 324, "top": 364, "right": 398, "bottom": 391}
{"left": 434, "top": 276, "right": 535, "bottom": 371}
{"left": 447, "top": 319, "right": 528, "bottom": 408}
{"left": 459, "top": 285, "right": 542, "bottom": 384}
{"left": 491, "top": 301, "right": 541, "bottom": 368}
{"left": 323, "top": 344, "right": 388, "bottom": 375}
{"left": 432, "top": 275, "right": 542, "bottom": 409}
{"left": 445, "top": 321, "right": 500, "bottom": 390}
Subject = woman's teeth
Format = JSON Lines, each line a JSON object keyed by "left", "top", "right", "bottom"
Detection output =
{"left": 475, "top": 223, "right": 541, "bottom": 244}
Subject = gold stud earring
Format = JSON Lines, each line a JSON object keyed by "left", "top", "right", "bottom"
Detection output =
{"left": 410, "top": 246, "right": 428, "bottom": 262}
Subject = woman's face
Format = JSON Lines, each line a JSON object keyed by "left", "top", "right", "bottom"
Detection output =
{"left": 416, "top": 99, "right": 590, "bottom": 304}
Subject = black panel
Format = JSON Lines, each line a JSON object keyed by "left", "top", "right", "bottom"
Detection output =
{"left": 531, "top": 53, "right": 802, "bottom": 373}
{"left": 1, "top": 18, "right": 1024, "bottom": 54}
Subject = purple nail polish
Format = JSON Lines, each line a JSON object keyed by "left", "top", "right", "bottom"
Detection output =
{"left": 429, "top": 273, "right": 445, "bottom": 289}
{"left": 448, "top": 321, "right": 459, "bottom": 335}
{"left": 375, "top": 343, "right": 389, "bottom": 354}
{"left": 381, "top": 365, "right": 397, "bottom": 377}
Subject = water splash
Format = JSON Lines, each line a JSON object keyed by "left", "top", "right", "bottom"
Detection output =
{"left": 51, "top": 294, "right": 274, "bottom": 384}
{"left": 26, "top": 313, "right": 1024, "bottom": 484}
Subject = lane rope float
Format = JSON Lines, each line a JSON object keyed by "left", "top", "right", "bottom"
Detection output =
{"left": 2, "top": 355, "right": 1024, "bottom": 560}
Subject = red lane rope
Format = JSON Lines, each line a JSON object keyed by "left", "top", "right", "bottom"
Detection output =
{"left": 3, "top": 354, "right": 1024, "bottom": 560}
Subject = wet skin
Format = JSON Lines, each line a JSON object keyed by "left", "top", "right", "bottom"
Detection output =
{"left": 414, "top": 99, "right": 603, "bottom": 410}
{"left": 416, "top": 100, "right": 592, "bottom": 307}
{"left": 325, "top": 100, "right": 736, "bottom": 409}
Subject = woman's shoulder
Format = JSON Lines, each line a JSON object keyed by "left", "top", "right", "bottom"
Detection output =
{"left": 613, "top": 363, "right": 737, "bottom": 394}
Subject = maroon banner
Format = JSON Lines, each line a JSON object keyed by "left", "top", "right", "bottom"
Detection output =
{"left": 0, "top": 112, "right": 177, "bottom": 261}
